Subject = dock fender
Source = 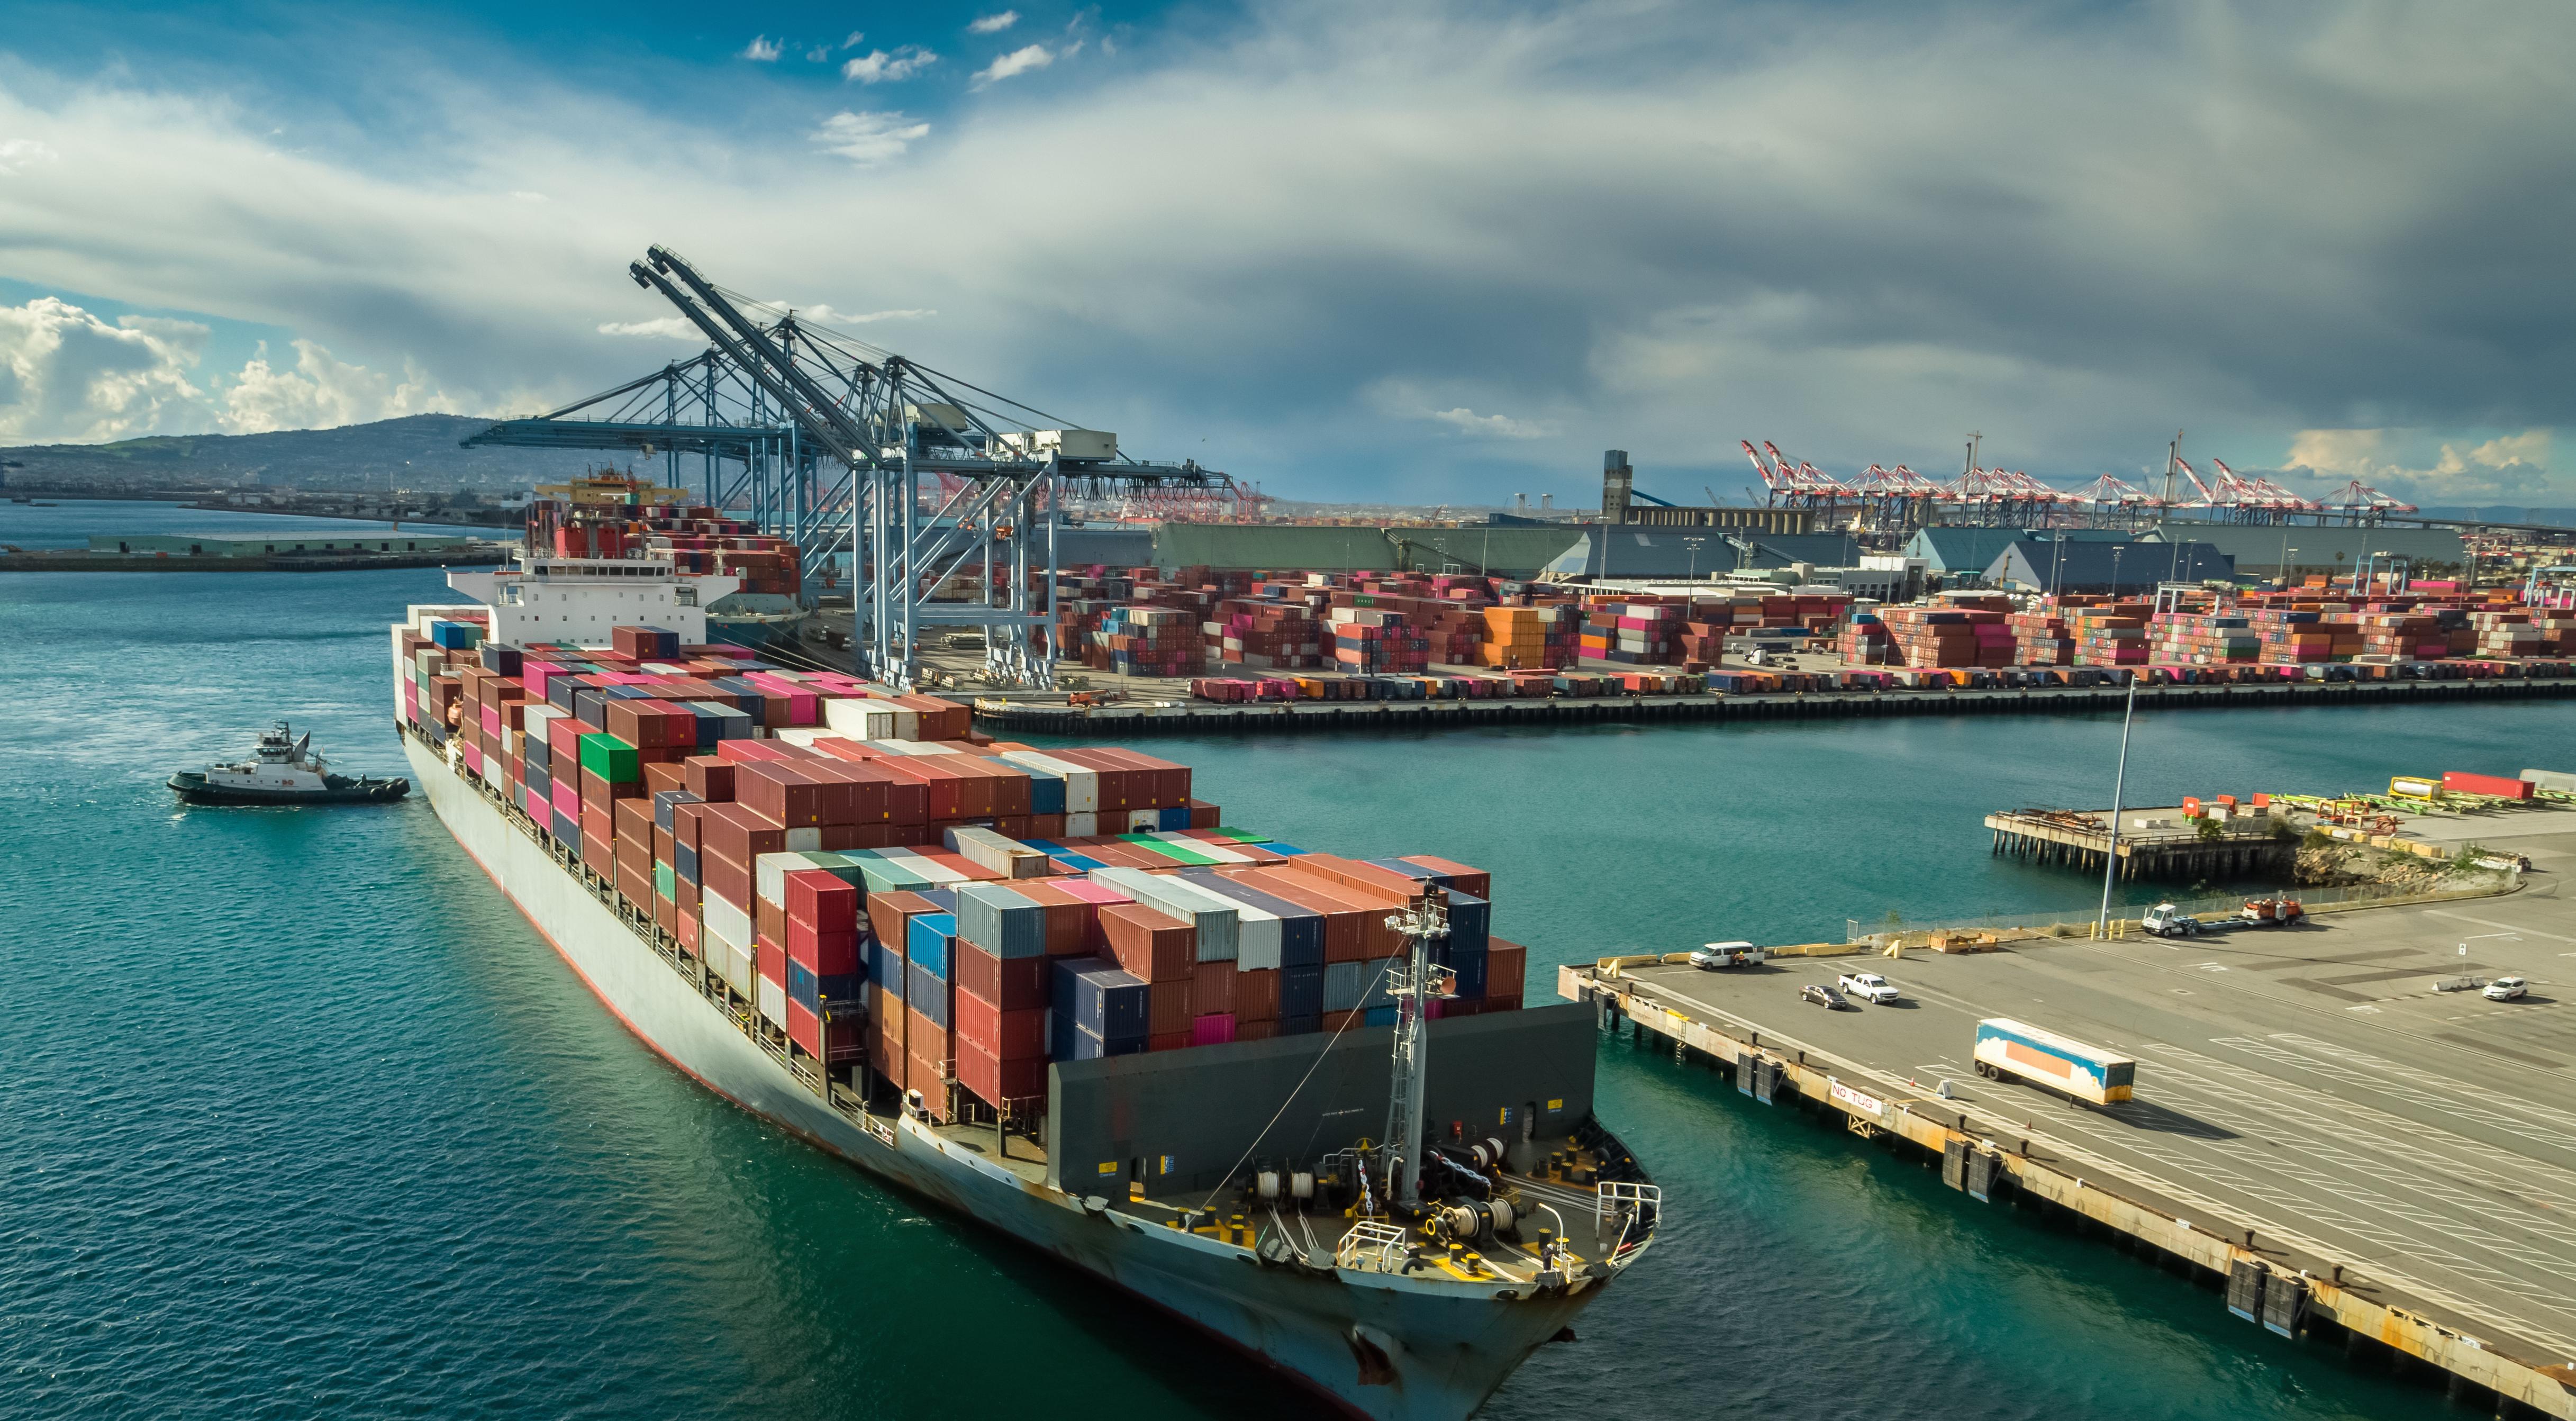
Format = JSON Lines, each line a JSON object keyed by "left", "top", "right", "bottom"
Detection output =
{"left": 1346, "top": 1323, "right": 1400, "bottom": 1387}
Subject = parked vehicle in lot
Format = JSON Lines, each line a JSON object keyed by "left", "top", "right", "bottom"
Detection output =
{"left": 1691, "top": 940, "right": 1767, "bottom": 970}
{"left": 1973, "top": 1018, "right": 2137, "bottom": 1105}
{"left": 2143, "top": 903, "right": 2203, "bottom": 938}
{"left": 1801, "top": 983, "right": 1847, "bottom": 1010}
{"left": 1836, "top": 971, "right": 1901, "bottom": 1003}
{"left": 2239, "top": 897, "right": 2303, "bottom": 927}
{"left": 2485, "top": 976, "right": 2529, "bottom": 1001}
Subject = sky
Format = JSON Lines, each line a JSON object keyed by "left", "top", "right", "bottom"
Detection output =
{"left": 1, "top": 0, "right": 2570, "bottom": 508}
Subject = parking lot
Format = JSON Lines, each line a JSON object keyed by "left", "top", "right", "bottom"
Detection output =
{"left": 1623, "top": 816, "right": 2576, "bottom": 1360}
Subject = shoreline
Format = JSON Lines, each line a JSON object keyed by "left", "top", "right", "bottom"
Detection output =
{"left": 974, "top": 674, "right": 2576, "bottom": 736}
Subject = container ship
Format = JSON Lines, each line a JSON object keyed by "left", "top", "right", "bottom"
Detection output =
{"left": 393, "top": 548, "right": 1661, "bottom": 1420}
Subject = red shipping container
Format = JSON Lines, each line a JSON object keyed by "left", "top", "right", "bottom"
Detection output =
{"left": 1147, "top": 1030, "right": 1191, "bottom": 1053}
{"left": 1396, "top": 854, "right": 1492, "bottom": 899}
{"left": 582, "top": 830, "right": 614, "bottom": 877}
{"left": 956, "top": 1040, "right": 1047, "bottom": 1107}
{"left": 736, "top": 762, "right": 826, "bottom": 827}
{"left": 700, "top": 847, "right": 752, "bottom": 916}
{"left": 2443, "top": 771, "right": 2534, "bottom": 800}
{"left": 787, "top": 923, "right": 859, "bottom": 977}
{"left": 757, "top": 934, "right": 787, "bottom": 987}
{"left": 1235, "top": 967, "right": 1281, "bottom": 1022}
{"left": 784, "top": 868, "right": 859, "bottom": 930}
{"left": 867, "top": 890, "right": 943, "bottom": 951}
{"left": 1236, "top": 1019, "right": 1281, "bottom": 1043}
{"left": 1101, "top": 903, "right": 1196, "bottom": 982}
{"left": 787, "top": 998, "right": 821, "bottom": 1057}
{"left": 683, "top": 756, "right": 737, "bottom": 802}
{"left": 1147, "top": 979, "right": 1195, "bottom": 1035}
{"left": 756, "top": 895, "right": 786, "bottom": 947}
{"left": 1486, "top": 938, "right": 1528, "bottom": 998}
{"left": 676, "top": 907, "right": 700, "bottom": 954}
{"left": 954, "top": 940, "right": 1050, "bottom": 1011}
{"left": 954, "top": 991, "right": 1048, "bottom": 1060}
{"left": 1192, "top": 961, "right": 1237, "bottom": 1016}
{"left": 1012, "top": 880, "right": 1099, "bottom": 956}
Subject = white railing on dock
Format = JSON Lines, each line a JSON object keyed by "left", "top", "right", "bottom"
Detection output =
{"left": 1848, "top": 875, "right": 2516, "bottom": 945}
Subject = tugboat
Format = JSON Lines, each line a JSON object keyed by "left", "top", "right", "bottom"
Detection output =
{"left": 169, "top": 724, "right": 411, "bottom": 805}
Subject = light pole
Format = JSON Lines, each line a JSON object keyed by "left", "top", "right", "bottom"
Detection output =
{"left": 2097, "top": 674, "right": 2139, "bottom": 937}
{"left": 1684, "top": 537, "right": 1706, "bottom": 581}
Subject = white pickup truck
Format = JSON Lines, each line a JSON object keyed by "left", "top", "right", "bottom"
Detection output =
{"left": 1836, "top": 971, "right": 1901, "bottom": 1003}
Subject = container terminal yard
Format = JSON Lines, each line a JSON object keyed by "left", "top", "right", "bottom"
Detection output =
{"left": 1565, "top": 785, "right": 2576, "bottom": 1418}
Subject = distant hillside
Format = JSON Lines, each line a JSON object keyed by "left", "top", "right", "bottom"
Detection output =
{"left": 0, "top": 414, "right": 605, "bottom": 493}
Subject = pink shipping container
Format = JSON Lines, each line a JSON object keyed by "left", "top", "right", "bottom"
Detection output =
{"left": 1191, "top": 1013, "right": 1237, "bottom": 1046}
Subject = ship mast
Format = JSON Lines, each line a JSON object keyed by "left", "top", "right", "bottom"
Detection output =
{"left": 1381, "top": 888, "right": 1454, "bottom": 1212}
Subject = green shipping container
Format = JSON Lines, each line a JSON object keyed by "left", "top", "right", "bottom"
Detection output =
{"left": 654, "top": 861, "right": 677, "bottom": 901}
{"left": 578, "top": 732, "right": 640, "bottom": 783}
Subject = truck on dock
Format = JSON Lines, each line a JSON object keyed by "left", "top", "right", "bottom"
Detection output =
{"left": 1973, "top": 1018, "right": 2136, "bottom": 1105}
{"left": 1836, "top": 971, "right": 1901, "bottom": 1003}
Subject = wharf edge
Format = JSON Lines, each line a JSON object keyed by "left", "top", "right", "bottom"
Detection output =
{"left": 1557, "top": 956, "right": 2576, "bottom": 1420}
{"left": 973, "top": 675, "right": 2576, "bottom": 737}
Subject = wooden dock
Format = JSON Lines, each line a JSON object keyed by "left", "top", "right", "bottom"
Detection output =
{"left": 1985, "top": 805, "right": 2299, "bottom": 881}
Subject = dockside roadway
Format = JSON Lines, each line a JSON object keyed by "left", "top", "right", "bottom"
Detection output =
{"left": 1563, "top": 808, "right": 2576, "bottom": 1417}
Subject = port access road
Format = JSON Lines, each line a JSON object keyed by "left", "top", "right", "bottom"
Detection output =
{"left": 1581, "top": 806, "right": 2576, "bottom": 1414}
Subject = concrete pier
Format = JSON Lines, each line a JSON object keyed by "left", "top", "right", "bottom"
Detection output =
{"left": 1559, "top": 857, "right": 2576, "bottom": 1418}
{"left": 972, "top": 675, "right": 2575, "bottom": 738}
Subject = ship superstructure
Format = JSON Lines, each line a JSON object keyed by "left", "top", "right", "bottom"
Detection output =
{"left": 391, "top": 598, "right": 1659, "bottom": 1420}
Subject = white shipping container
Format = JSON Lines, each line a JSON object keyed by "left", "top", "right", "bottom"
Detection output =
{"left": 757, "top": 974, "right": 788, "bottom": 1028}
{"left": 821, "top": 698, "right": 899, "bottom": 739}
{"left": 722, "top": 939, "right": 754, "bottom": 998}
{"left": 702, "top": 890, "right": 754, "bottom": 955}
{"left": 1065, "top": 811, "right": 1100, "bottom": 838}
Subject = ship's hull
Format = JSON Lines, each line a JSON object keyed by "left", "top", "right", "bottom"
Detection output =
{"left": 169, "top": 773, "right": 410, "bottom": 805}
{"left": 402, "top": 734, "right": 1604, "bottom": 1421}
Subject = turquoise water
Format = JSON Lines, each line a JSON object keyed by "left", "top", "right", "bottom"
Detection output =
{"left": 4, "top": 502, "right": 2563, "bottom": 1419}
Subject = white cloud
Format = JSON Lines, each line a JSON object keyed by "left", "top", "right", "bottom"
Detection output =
{"left": 1423, "top": 406, "right": 1553, "bottom": 440}
{"left": 843, "top": 46, "right": 938, "bottom": 84}
{"left": 0, "top": 138, "right": 60, "bottom": 177}
{"left": 0, "top": 298, "right": 209, "bottom": 441}
{"left": 799, "top": 305, "right": 936, "bottom": 326}
{"left": 219, "top": 338, "right": 457, "bottom": 433}
{"left": 969, "top": 11, "right": 1020, "bottom": 34}
{"left": 810, "top": 110, "right": 931, "bottom": 165}
{"left": 739, "top": 35, "right": 782, "bottom": 62}
{"left": 972, "top": 44, "right": 1053, "bottom": 86}
{"left": 841, "top": 31, "right": 866, "bottom": 49}
{"left": 2282, "top": 427, "right": 2555, "bottom": 503}
{"left": 597, "top": 316, "right": 706, "bottom": 340}
{"left": 6, "top": 4, "right": 2576, "bottom": 502}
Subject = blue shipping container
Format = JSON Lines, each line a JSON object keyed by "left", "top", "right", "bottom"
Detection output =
{"left": 1281, "top": 963, "right": 1325, "bottom": 1019}
{"left": 907, "top": 961, "right": 950, "bottom": 1028}
{"left": 1053, "top": 959, "right": 1149, "bottom": 1040}
{"left": 955, "top": 883, "right": 1048, "bottom": 960}
{"left": 907, "top": 913, "right": 956, "bottom": 979}
{"left": 788, "top": 960, "right": 819, "bottom": 1010}
{"left": 870, "top": 939, "right": 906, "bottom": 1001}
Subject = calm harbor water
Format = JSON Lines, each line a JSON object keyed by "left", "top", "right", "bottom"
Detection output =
{"left": 4, "top": 501, "right": 2561, "bottom": 1419}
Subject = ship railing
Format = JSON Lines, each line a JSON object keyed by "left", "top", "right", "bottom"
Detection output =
{"left": 1335, "top": 1221, "right": 1412, "bottom": 1274}
{"left": 1597, "top": 1181, "right": 1661, "bottom": 1258}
